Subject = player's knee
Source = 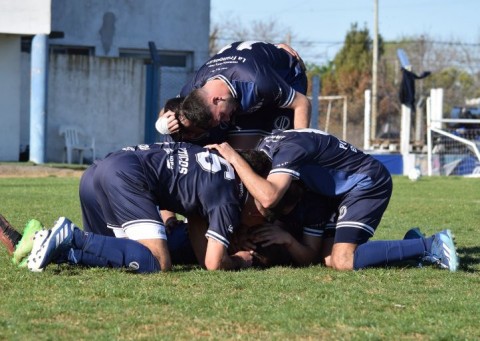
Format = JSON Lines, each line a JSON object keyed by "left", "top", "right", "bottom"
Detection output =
{"left": 124, "top": 242, "right": 163, "bottom": 273}
{"left": 156, "top": 255, "right": 172, "bottom": 272}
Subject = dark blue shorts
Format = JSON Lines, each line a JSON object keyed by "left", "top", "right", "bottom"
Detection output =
{"left": 331, "top": 173, "right": 393, "bottom": 245}
{"left": 79, "top": 155, "right": 195, "bottom": 259}
{"left": 79, "top": 151, "right": 167, "bottom": 242}
{"left": 79, "top": 163, "right": 114, "bottom": 236}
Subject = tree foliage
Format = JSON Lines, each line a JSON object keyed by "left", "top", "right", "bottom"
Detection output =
{"left": 210, "top": 18, "right": 292, "bottom": 56}
{"left": 209, "top": 17, "right": 480, "bottom": 143}
{"left": 322, "top": 23, "right": 383, "bottom": 124}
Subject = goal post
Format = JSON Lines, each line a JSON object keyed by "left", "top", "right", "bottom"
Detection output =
{"left": 427, "top": 89, "right": 480, "bottom": 176}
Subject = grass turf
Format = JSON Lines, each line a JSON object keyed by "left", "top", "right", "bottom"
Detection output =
{"left": 0, "top": 175, "right": 479, "bottom": 340}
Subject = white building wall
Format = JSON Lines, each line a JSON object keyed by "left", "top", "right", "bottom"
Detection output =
{"left": 0, "top": 0, "right": 51, "bottom": 34}
{"left": 46, "top": 54, "right": 148, "bottom": 161}
{"left": 2, "top": 0, "right": 210, "bottom": 162}
{"left": 0, "top": 35, "right": 21, "bottom": 161}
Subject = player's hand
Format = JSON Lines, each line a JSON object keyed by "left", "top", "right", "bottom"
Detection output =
{"left": 204, "top": 142, "right": 240, "bottom": 164}
{"left": 250, "top": 223, "right": 293, "bottom": 247}
{"left": 276, "top": 43, "right": 306, "bottom": 72}
{"left": 276, "top": 43, "right": 300, "bottom": 59}
{"left": 230, "top": 225, "right": 257, "bottom": 252}
{"left": 156, "top": 110, "right": 180, "bottom": 134}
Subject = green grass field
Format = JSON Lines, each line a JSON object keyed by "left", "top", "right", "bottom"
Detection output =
{"left": 0, "top": 175, "right": 479, "bottom": 340}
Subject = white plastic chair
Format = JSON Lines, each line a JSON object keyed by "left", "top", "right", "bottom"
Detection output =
{"left": 59, "top": 125, "right": 96, "bottom": 164}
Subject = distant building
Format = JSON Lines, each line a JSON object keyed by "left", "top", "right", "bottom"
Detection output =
{"left": 0, "top": 0, "right": 210, "bottom": 162}
{"left": 0, "top": 0, "right": 51, "bottom": 161}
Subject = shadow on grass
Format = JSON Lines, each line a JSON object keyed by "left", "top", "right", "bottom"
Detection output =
{"left": 457, "top": 246, "right": 480, "bottom": 273}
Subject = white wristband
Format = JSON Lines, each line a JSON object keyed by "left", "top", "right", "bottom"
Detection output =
{"left": 155, "top": 116, "right": 171, "bottom": 134}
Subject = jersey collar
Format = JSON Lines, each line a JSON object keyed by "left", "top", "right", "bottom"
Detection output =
{"left": 207, "top": 75, "right": 237, "bottom": 98}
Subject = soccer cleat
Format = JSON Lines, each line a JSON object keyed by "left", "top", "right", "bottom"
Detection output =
{"left": 422, "top": 229, "right": 459, "bottom": 272}
{"left": 0, "top": 214, "right": 22, "bottom": 255}
{"left": 17, "top": 257, "right": 29, "bottom": 268}
{"left": 403, "top": 227, "right": 425, "bottom": 240}
{"left": 27, "top": 217, "right": 76, "bottom": 272}
{"left": 12, "top": 219, "right": 44, "bottom": 266}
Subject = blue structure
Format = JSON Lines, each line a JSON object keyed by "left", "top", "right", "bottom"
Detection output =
{"left": 29, "top": 34, "right": 48, "bottom": 164}
{"left": 370, "top": 153, "right": 403, "bottom": 175}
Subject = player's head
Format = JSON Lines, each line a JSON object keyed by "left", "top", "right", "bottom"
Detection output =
{"left": 269, "top": 181, "right": 306, "bottom": 217}
{"left": 158, "top": 97, "right": 209, "bottom": 142}
{"left": 164, "top": 97, "right": 183, "bottom": 113}
{"left": 181, "top": 88, "right": 238, "bottom": 129}
{"left": 237, "top": 149, "right": 271, "bottom": 178}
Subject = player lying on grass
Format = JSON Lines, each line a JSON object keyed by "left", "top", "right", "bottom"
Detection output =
{"left": 21, "top": 142, "right": 273, "bottom": 273}
{"left": 207, "top": 129, "right": 460, "bottom": 272}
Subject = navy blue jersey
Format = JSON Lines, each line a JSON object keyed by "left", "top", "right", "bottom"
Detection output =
{"left": 279, "top": 192, "right": 337, "bottom": 238}
{"left": 180, "top": 41, "right": 306, "bottom": 114}
{"left": 106, "top": 142, "right": 246, "bottom": 247}
{"left": 257, "top": 129, "right": 391, "bottom": 197}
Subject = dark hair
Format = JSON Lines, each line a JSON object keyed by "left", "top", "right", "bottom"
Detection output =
{"left": 181, "top": 89, "right": 212, "bottom": 131}
{"left": 270, "top": 181, "right": 306, "bottom": 217}
{"left": 161, "top": 97, "right": 210, "bottom": 142}
{"left": 164, "top": 97, "right": 184, "bottom": 113}
{"left": 237, "top": 149, "right": 272, "bottom": 178}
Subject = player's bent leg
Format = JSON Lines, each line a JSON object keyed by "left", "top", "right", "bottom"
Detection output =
{"left": 28, "top": 217, "right": 75, "bottom": 272}
{"left": 69, "top": 232, "right": 161, "bottom": 273}
{"left": 422, "top": 229, "right": 459, "bottom": 272}
{"left": 353, "top": 238, "right": 432, "bottom": 270}
{"left": 123, "top": 221, "right": 172, "bottom": 271}
{"left": 137, "top": 238, "right": 171, "bottom": 271}
{"left": 330, "top": 243, "right": 357, "bottom": 270}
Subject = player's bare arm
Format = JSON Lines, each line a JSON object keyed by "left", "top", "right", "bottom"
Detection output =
{"left": 205, "top": 143, "right": 292, "bottom": 208}
{"left": 288, "top": 91, "right": 311, "bottom": 129}
{"left": 251, "top": 224, "right": 322, "bottom": 266}
{"left": 205, "top": 238, "right": 253, "bottom": 270}
{"left": 187, "top": 214, "right": 252, "bottom": 270}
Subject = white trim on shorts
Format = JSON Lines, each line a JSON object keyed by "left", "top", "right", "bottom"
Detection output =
{"left": 122, "top": 219, "right": 167, "bottom": 240}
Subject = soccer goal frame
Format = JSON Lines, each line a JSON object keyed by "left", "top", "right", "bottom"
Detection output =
{"left": 426, "top": 89, "right": 480, "bottom": 176}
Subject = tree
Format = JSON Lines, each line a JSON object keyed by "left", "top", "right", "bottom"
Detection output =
{"left": 322, "top": 23, "right": 383, "bottom": 125}
{"left": 210, "top": 17, "right": 293, "bottom": 56}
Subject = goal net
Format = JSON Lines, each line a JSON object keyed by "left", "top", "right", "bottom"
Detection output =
{"left": 428, "top": 126, "right": 480, "bottom": 176}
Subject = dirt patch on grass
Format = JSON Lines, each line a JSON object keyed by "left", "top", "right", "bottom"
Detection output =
{"left": 0, "top": 165, "right": 84, "bottom": 178}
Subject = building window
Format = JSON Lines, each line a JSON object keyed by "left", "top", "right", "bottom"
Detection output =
{"left": 119, "top": 48, "right": 192, "bottom": 68}
{"left": 50, "top": 45, "right": 94, "bottom": 56}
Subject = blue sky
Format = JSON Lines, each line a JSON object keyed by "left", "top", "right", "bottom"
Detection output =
{"left": 211, "top": 0, "right": 480, "bottom": 65}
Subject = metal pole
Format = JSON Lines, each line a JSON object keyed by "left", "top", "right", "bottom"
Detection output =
{"left": 426, "top": 95, "right": 432, "bottom": 176}
{"left": 371, "top": 0, "right": 379, "bottom": 140}
{"left": 310, "top": 75, "right": 320, "bottom": 129}
{"left": 364, "top": 90, "right": 371, "bottom": 150}
{"left": 29, "top": 34, "right": 48, "bottom": 164}
{"left": 342, "top": 96, "right": 347, "bottom": 140}
{"left": 400, "top": 104, "right": 411, "bottom": 155}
